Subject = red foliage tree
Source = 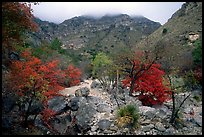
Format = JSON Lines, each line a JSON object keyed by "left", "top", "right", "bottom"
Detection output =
{"left": 2, "top": 2, "right": 38, "bottom": 66}
{"left": 8, "top": 49, "right": 66, "bottom": 126}
{"left": 64, "top": 64, "right": 82, "bottom": 87}
{"left": 10, "top": 49, "right": 65, "bottom": 102}
{"left": 8, "top": 49, "right": 82, "bottom": 127}
{"left": 122, "top": 51, "right": 171, "bottom": 106}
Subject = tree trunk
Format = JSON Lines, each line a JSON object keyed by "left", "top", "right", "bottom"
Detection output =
{"left": 129, "top": 79, "right": 135, "bottom": 96}
{"left": 24, "top": 98, "right": 33, "bottom": 127}
{"left": 169, "top": 91, "right": 176, "bottom": 123}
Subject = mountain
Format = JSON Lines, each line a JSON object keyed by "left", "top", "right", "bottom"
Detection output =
{"left": 134, "top": 2, "right": 202, "bottom": 71}
{"left": 27, "top": 14, "right": 161, "bottom": 59}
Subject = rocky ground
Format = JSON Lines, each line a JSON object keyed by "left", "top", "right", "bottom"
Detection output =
{"left": 2, "top": 79, "right": 202, "bottom": 135}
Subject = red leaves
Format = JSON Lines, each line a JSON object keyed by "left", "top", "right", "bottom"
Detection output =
{"left": 64, "top": 64, "right": 82, "bottom": 87}
{"left": 122, "top": 52, "right": 171, "bottom": 106}
{"left": 9, "top": 50, "right": 65, "bottom": 103}
{"left": 40, "top": 108, "right": 56, "bottom": 129}
{"left": 9, "top": 49, "right": 82, "bottom": 105}
{"left": 2, "top": 2, "right": 38, "bottom": 53}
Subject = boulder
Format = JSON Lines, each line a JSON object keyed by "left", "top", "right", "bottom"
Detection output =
{"left": 9, "top": 51, "right": 20, "bottom": 60}
{"left": 155, "top": 122, "right": 166, "bottom": 132}
{"left": 163, "top": 127, "right": 176, "bottom": 135}
{"left": 2, "top": 95, "right": 18, "bottom": 113}
{"left": 141, "top": 124, "right": 154, "bottom": 132}
{"left": 69, "top": 97, "right": 87, "bottom": 111}
{"left": 91, "top": 80, "right": 102, "bottom": 89}
{"left": 139, "top": 106, "right": 156, "bottom": 115}
{"left": 75, "top": 87, "right": 90, "bottom": 97}
{"left": 76, "top": 104, "right": 97, "bottom": 131}
{"left": 48, "top": 96, "right": 67, "bottom": 113}
{"left": 97, "top": 103, "right": 112, "bottom": 113}
{"left": 98, "top": 119, "right": 112, "bottom": 130}
{"left": 50, "top": 114, "right": 72, "bottom": 134}
{"left": 86, "top": 96, "right": 104, "bottom": 105}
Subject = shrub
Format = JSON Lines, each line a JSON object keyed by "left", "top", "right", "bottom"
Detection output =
{"left": 116, "top": 104, "right": 140, "bottom": 128}
{"left": 50, "top": 38, "right": 62, "bottom": 51}
{"left": 192, "top": 40, "right": 202, "bottom": 66}
{"left": 162, "top": 28, "right": 167, "bottom": 34}
{"left": 183, "top": 70, "right": 200, "bottom": 89}
{"left": 40, "top": 108, "right": 56, "bottom": 130}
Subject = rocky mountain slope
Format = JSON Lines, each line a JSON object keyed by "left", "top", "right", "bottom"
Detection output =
{"left": 27, "top": 14, "right": 161, "bottom": 59}
{"left": 134, "top": 2, "right": 202, "bottom": 71}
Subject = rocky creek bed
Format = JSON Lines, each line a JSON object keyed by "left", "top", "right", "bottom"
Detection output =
{"left": 2, "top": 79, "right": 202, "bottom": 135}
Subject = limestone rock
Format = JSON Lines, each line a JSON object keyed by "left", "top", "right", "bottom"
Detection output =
{"left": 75, "top": 87, "right": 90, "bottom": 97}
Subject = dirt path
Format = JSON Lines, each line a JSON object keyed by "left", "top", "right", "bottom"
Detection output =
{"left": 59, "top": 79, "right": 106, "bottom": 98}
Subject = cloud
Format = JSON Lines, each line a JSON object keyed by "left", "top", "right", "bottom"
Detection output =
{"left": 31, "top": 2, "right": 184, "bottom": 25}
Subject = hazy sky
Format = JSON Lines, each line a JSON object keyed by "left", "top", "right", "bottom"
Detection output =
{"left": 31, "top": 2, "right": 184, "bottom": 25}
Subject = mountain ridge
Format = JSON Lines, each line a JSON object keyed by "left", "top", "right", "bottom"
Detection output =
{"left": 27, "top": 14, "right": 161, "bottom": 59}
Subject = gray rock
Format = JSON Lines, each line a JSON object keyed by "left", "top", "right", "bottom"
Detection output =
{"left": 2, "top": 115, "right": 13, "bottom": 129}
{"left": 155, "top": 107, "right": 169, "bottom": 119}
{"left": 122, "top": 128, "right": 129, "bottom": 133}
{"left": 86, "top": 96, "right": 104, "bottom": 105}
{"left": 139, "top": 106, "right": 156, "bottom": 115}
{"left": 141, "top": 124, "right": 154, "bottom": 132}
{"left": 109, "top": 126, "right": 118, "bottom": 132}
{"left": 50, "top": 114, "right": 73, "bottom": 134}
{"left": 118, "top": 93, "right": 126, "bottom": 101}
{"left": 144, "top": 110, "right": 156, "bottom": 119}
{"left": 69, "top": 97, "right": 79, "bottom": 111}
{"left": 76, "top": 104, "right": 97, "bottom": 131}
{"left": 69, "top": 96, "right": 87, "bottom": 111}
{"left": 51, "top": 119, "right": 68, "bottom": 134}
{"left": 97, "top": 103, "right": 112, "bottom": 113}
{"left": 155, "top": 122, "right": 166, "bottom": 132}
{"left": 9, "top": 51, "right": 20, "bottom": 60}
{"left": 184, "top": 107, "right": 192, "bottom": 114}
{"left": 2, "top": 95, "right": 18, "bottom": 113}
{"left": 48, "top": 96, "right": 67, "bottom": 113}
{"left": 141, "top": 120, "right": 152, "bottom": 125}
{"left": 75, "top": 87, "right": 90, "bottom": 97}
{"left": 192, "top": 89, "right": 202, "bottom": 96}
{"left": 98, "top": 119, "right": 112, "bottom": 130}
{"left": 163, "top": 127, "right": 176, "bottom": 135}
{"left": 25, "top": 99, "right": 44, "bottom": 115}
{"left": 91, "top": 125, "right": 98, "bottom": 132}
{"left": 91, "top": 80, "right": 102, "bottom": 89}
{"left": 192, "top": 116, "right": 202, "bottom": 127}
{"left": 34, "top": 115, "right": 50, "bottom": 133}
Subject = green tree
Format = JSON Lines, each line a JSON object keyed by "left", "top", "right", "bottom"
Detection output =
{"left": 92, "top": 52, "right": 114, "bottom": 90}
{"left": 50, "top": 38, "right": 63, "bottom": 50}
{"left": 192, "top": 40, "right": 202, "bottom": 66}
